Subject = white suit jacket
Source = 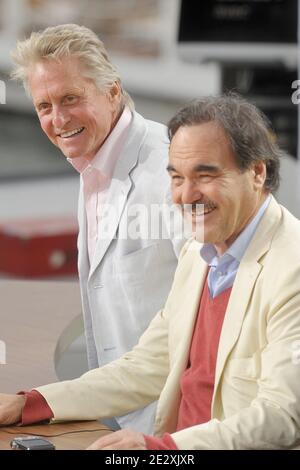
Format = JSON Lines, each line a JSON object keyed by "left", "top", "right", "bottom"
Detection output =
{"left": 76, "top": 111, "right": 181, "bottom": 432}
{"left": 38, "top": 197, "right": 300, "bottom": 449}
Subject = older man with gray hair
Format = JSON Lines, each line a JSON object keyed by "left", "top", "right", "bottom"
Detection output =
{"left": 9, "top": 24, "right": 182, "bottom": 433}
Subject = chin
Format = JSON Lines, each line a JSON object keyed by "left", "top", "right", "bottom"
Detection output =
{"left": 65, "top": 153, "right": 79, "bottom": 159}
{"left": 192, "top": 232, "right": 205, "bottom": 243}
{"left": 200, "top": 231, "right": 217, "bottom": 245}
{"left": 191, "top": 224, "right": 204, "bottom": 243}
{"left": 61, "top": 148, "right": 81, "bottom": 159}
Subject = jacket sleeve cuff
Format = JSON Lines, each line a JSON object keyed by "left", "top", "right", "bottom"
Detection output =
{"left": 144, "top": 433, "right": 178, "bottom": 450}
{"left": 18, "top": 390, "right": 54, "bottom": 425}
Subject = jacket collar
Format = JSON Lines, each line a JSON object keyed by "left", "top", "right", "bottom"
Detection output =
{"left": 88, "top": 112, "right": 148, "bottom": 278}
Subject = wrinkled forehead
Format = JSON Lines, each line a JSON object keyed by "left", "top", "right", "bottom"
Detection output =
{"left": 28, "top": 58, "right": 95, "bottom": 102}
{"left": 169, "top": 122, "right": 235, "bottom": 168}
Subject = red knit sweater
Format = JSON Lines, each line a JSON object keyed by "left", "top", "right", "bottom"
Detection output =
{"left": 145, "top": 281, "right": 232, "bottom": 449}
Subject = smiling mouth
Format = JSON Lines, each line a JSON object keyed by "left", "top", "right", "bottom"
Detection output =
{"left": 59, "top": 127, "right": 85, "bottom": 139}
{"left": 192, "top": 206, "right": 216, "bottom": 217}
{"left": 189, "top": 202, "right": 217, "bottom": 217}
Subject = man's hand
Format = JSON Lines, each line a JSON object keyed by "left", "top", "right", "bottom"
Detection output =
{"left": 87, "top": 429, "right": 147, "bottom": 450}
{"left": 0, "top": 393, "right": 26, "bottom": 425}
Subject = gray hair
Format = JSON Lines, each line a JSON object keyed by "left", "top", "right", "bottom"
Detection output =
{"left": 11, "top": 23, "right": 134, "bottom": 110}
{"left": 168, "top": 94, "right": 283, "bottom": 192}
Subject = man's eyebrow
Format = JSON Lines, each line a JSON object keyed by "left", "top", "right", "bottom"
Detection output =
{"left": 166, "top": 164, "right": 219, "bottom": 173}
{"left": 193, "top": 164, "right": 219, "bottom": 173}
{"left": 34, "top": 89, "right": 83, "bottom": 106}
{"left": 34, "top": 100, "right": 48, "bottom": 108}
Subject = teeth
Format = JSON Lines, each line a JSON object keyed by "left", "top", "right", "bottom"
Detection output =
{"left": 60, "top": 127, "right": 84, "bottom": 138}
{"left": 192, "top": 205, "right": 216, "bottom": 216}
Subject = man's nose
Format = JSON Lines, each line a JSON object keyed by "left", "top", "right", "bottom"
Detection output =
{"left": 52, "top": 107, "right": 70, "bottom": 130}
{"left": 180, "top": 181, "right": 203, "bottom": 205}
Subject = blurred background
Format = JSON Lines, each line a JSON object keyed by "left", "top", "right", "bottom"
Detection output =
{"left": 0, "top": 0, "right": 299, "bottom": 376}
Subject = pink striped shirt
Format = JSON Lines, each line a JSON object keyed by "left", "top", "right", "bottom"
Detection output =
{"left": 69, "top": 107, "right": 132, "bottom": 263}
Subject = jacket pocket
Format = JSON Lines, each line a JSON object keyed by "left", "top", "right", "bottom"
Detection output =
{"left": 222, "top": 355, "right": 260, "bottom": 414}
{"left": 226, "top": 352, "right": 261, "bottom": 381}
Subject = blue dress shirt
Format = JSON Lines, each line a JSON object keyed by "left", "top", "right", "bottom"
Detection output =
{"left": 200, "top": 196, "right": 271, "bottom": 298}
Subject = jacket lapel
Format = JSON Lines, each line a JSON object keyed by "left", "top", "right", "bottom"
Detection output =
{"left": 212, "top": 197, "right": 282, "bottom": 413}
{"left": 77, "top": 179, "right": 90, "bottom": 280}
{"left": 89, "top": 112, "right": 147, "bottom": 278}
{"left": 171, "top": 253, "right": 208, "bottom": 369}
{"left": 155, "top": 242, "right": 208, "bottom": 433}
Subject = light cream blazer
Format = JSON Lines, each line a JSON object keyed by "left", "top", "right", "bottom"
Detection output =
{"left": 38, "top": 197, "right": 300, "bottom": 449}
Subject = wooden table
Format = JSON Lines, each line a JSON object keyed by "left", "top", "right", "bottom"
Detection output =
{"left": 0, "top": 421, "right": 111, "bottom": 450}
{"left": 0, "top": 280, "right": 111, "bottom": 449}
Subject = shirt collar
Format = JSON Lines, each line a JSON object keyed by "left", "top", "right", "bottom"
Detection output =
{"left": 67, "top": 106, "right": 132, "bottom": 177}
{"left": 200, "top": 195, "right": 271, "bottom": 266}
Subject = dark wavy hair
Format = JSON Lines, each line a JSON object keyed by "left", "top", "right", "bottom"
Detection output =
{"left": 168, "top": 93, "right": 284, "bottom": 192}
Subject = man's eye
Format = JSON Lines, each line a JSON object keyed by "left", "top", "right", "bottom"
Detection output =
{"left": 64, "top": 95, "right": 77, "bottom": 104}
{"left": 38, "top": 103, "right": 50, "bottom": 111}
{"left": 199, "top": 175, "right": 214, "bottom": 182}
{"left": 171, "top": 176, "right": 183, "bottom": 186}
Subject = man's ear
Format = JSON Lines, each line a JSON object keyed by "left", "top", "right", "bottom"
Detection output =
{"left": 108, "top": 82, "right": 121, "bottom": 105}
{"left": 252, "top": 160, "right": 267, "bottom": 189}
